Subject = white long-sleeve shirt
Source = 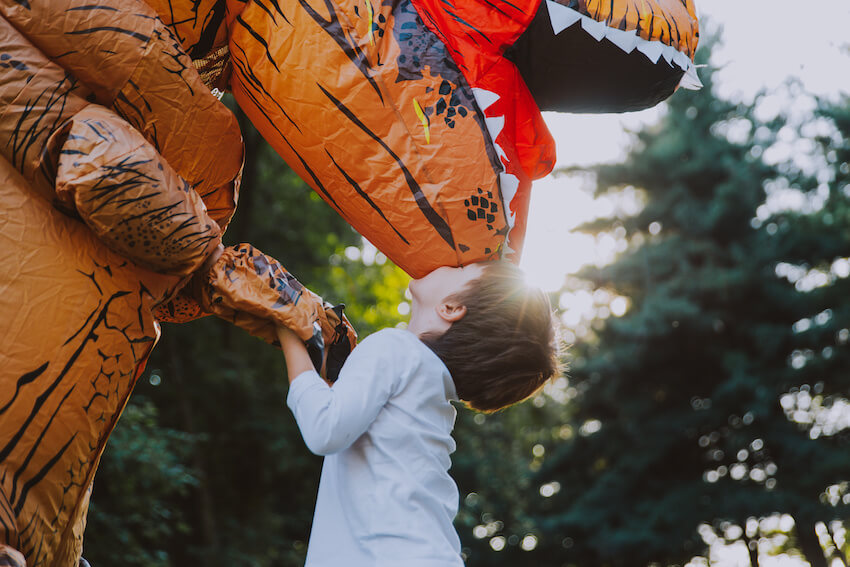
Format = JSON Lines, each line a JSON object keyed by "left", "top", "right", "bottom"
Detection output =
{"left": 287, "top": 328, "right": 464, "bottom": 567}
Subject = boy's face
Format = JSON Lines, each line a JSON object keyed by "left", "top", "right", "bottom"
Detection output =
{"left": 406, "top": 263, "right": 485, "bottom": 337}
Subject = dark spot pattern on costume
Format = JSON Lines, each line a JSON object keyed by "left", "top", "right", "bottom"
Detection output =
{"left": 390, "top": 1, "right": 478, "bottom": 130}
{"left": 464, "top": 188, "right": 499, "bottom": 231}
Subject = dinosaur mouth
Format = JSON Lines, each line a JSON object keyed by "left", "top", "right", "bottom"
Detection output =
{"left": 506, "top": 0, "right": 702, "bottom": 114}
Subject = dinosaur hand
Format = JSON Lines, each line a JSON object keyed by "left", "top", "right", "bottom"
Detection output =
{"left": 317, "top": 302, "right": 357, "bottom": 383}
{"left": 190, "top": 244, "right": 357, "bottom": 377}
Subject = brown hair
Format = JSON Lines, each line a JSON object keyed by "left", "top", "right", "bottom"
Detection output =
{"left": 420, "top": 262, "right": 562, "bottom": 412}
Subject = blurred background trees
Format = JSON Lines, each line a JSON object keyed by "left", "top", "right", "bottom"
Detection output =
{"left": 84, "top": 37, "right": 849, "bottom": 567}
{"left": 526, "top": 39, "right": 850, "bottom": 567}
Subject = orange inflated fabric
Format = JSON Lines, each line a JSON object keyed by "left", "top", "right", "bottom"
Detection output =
{"left": 0, "top": 151, "right": 181, "bottom": 567}
{"left": 0, "top": 0, "right": 244, "bottom": 230}
{"left": 223, "top": 0, "right": 698, "bottom": 277}
{"left": 0, "top": 4, "right": 227, "bottom": 564}
{"left": 227, "top": 0, "right": 512, "bottom": 278}
{"left": 0, "top": 2, "right": 352, "bottom": 565}
{"left": 145, "top": 0, "right": 230, "bottom": 57}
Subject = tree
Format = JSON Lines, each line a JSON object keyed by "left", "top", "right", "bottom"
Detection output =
{"left": 453, "top": 392, "right": 572, "bottom": 566}
{"left": 84, "top": 400, "right": 199, "bottom": 567}
{"left": 527, "top": 39, "right": 850, "bottom": 567}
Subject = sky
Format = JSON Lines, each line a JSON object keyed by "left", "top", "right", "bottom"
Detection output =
{"left": 520, "top": 0, "right": 850, "bottom": 292}
{"left": 516, "top": 3, "right": 850, "bottom": 564}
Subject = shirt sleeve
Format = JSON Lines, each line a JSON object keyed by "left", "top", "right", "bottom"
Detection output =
{"left": 286, "top": 331, "right": 401, "bottom": 456}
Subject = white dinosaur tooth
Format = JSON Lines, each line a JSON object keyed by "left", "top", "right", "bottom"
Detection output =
{"left": 471, "top": 87, "right": 500, "bottom": 112}
{"left": 679, "top": 65, "right": 703, "bottom": 90}
{"left": 581, "top": 15, "right": 607, "bottom": 41}
{"left": 546, "top": 0, "right": 582, "bottom": 34}
{"left": 499, "top": 171, "right": 520, "bottom": 225}
{"left": 661, "top": 45, "right": 675, "bottom": 65}
{"left": 484, "top": 115, "right": 507, "bottom": 161}
{"left": 605, "top": 27, "right": 638, "bottom": 53}
{"left": 636, "top": 38, "right": 664, "bottom": 63}
{"left": 673, "top": 51, "right": 690, "bottom": 71}
{"left": 472, "top": 88, "right": 509, "bottom": 167}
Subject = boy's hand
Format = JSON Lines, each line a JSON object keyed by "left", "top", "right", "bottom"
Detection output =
{"left": 276, "top": 324, "right": 301, "bottom": 343}
{"left": 276, "top": 325, "right": 319, "bottom": 384}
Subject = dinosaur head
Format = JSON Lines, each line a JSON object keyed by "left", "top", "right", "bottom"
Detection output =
{"left": 146, "top": 0, "right": 700, "bottom": 278}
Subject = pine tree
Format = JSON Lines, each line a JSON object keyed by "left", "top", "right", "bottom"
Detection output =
{"left": 767, "top": 93, "right": 850, "bottom": 567}
{"left": 527, "top": 42, "right": 850, "bottom": 567}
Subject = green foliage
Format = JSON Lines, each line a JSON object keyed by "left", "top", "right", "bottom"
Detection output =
{"left": 322, "top": 251, "right": 410, "bottom": 336}
{"left": 527, "top": 39, "right": 850, "bottom": 567}
{"left": 85, "top": 400, "right": 199, "bottom": 567}
{"left": 453, "top": 396, "right": 573, "bottom": 566}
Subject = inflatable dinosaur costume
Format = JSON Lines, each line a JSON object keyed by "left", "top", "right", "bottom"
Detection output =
{"left": 0, "top": 0, "right": 699, "bottom": 564}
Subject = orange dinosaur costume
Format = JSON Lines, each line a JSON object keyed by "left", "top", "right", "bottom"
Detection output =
{"left": 0, "top": 0, "right": 698, "bottom": 565}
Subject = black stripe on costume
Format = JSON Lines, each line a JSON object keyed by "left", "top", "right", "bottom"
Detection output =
{"left": 279, "top": 136, "right": 344, "bottom": 213}
{"left": 318, "top": 84, "right": 455, "bottom": 249}
{"left": 8, "top": 73, "right": 79, "bottom": 173}
{"left": 297, "top": 0, "right": 384, "bottom": 104}
{"left": 619, "top": 5, "right": 630, "bottom": 30}
{"left": 481, "top": 0, "right": 512, "bottom": 19}
{"left": 668, "top": 14, "right": 683, "bottom": 53}
{"left": 65, "top": 5, "right": 119, "bottom": 11}
{"left": 83, "top": 120, "right": 114, "bottom": 143}
{"left": 442, "top": 6, "right": 492, "bottom": 45}
{"left": 0, "top": 363, "right": 47, "bottom": 415}
{"left": 66, "top": 26, "right": 150, "bottom": 42}
{"left": 191, "top": 0, "right": 228, "bottom": 57}
{"left": 265, "top": 0, "right": 292, "bottom": 25}
{"left": 493, "top": 0, "right": 523, "bottom": 13}
{"left": 235, "top": 15, "right": 280, "bottom": 71}
{"left": 9, "top": 385, "right": 76, "bottom": 510}
{"left": 326, "top": 150, "right": 410, "bottom": 245}
{"left": 251, "top": 0, "right": 282, "bottom": 26}
{"left": 0, "top": 291, "right": 135, "bottom": 469}
{"left": 229, "top": 44, "right": 344, "bottom": 213}
{"left": 17, "top": 513, "right": 40, "bottom": 563}
{"left": 13, "top": 434, "right": 77, "bottom": 516}
{"left": 230, "top": 41, "right": 303, "bottom": 134}
{"left": 0, "top": 486, "right": 16, "bottom": 547}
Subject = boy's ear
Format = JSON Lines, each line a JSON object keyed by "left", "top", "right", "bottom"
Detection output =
{"left": 437, "top": 300, "right": 467, "bottom": 323}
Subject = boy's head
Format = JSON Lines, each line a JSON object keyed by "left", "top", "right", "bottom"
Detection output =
{"left": 409, "top": 262, "right": 561, "bottom": 412}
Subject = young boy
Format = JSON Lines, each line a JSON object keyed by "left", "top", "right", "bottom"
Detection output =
{"left": 277, "top": 261, "right": 560, "bottom": 566}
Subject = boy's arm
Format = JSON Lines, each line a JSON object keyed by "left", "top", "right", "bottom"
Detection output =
{"left": 277, "top": 325, "right": 318, "bottom": 383}
{"left": 277, "top": 326, "right": 395, "bottom": 456}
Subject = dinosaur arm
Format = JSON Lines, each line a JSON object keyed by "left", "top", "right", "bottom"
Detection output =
{"left": 189, "top": 244, "right": 357, "bottom": 382}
